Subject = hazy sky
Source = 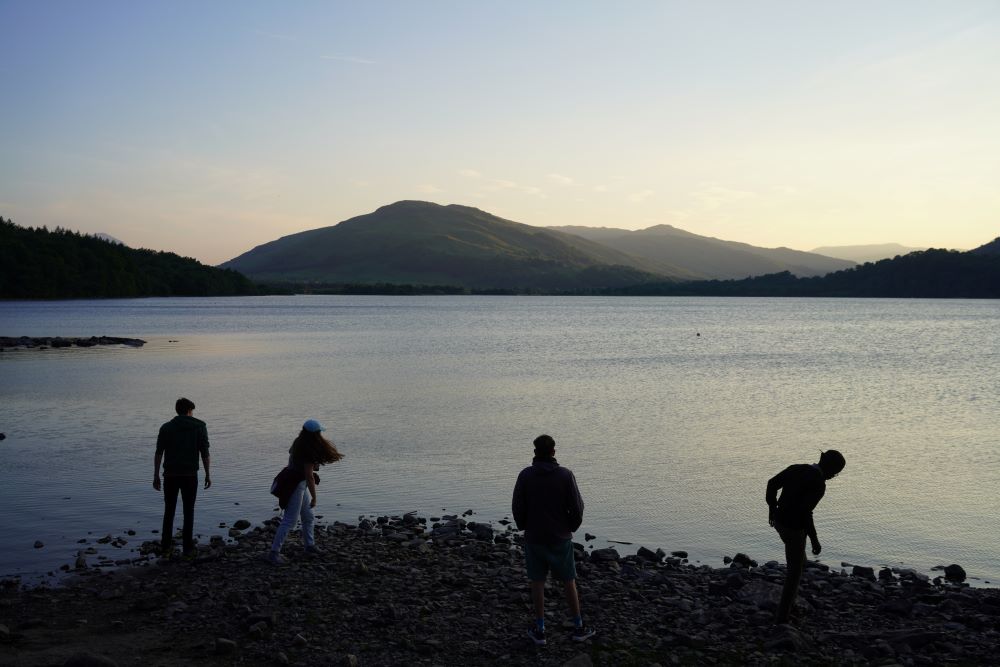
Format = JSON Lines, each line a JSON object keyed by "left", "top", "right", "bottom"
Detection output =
{"left": 2, "top": 2, "right": 998, "bottom": 265}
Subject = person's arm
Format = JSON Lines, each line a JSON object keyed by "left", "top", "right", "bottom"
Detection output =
{"left": 511, "top": 473, "right": 526, "bottom": 529}
{"left": 566, "top": 472, "right": 584, "bottom": 532}
{"left": 765, "top": 468, "right": 787, "bottom": 526}
{"left": 304, "top": 462, "right": 317, "bottom": 508}
{"left": 807, "top": 515, "right": 820, "bottom": 555}
{"left": 200, "top": 425, "right": 211, "bottom": 489}
{"left": 201, "top": 453, "right": 212, "bottom": 489}
{"left": 153, "top": 452, "right": 162, "bottom": 491}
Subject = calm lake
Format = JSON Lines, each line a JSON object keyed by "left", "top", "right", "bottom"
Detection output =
{"left": 1, "top": 296, "right": 998, "bottom": 585}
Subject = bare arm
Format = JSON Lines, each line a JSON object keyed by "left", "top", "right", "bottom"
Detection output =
{"left": 807, "top": 515, "right": 820, "bottom": 554}
{"left": 304, "top": 462, "right": 317, "bottom": 508}
{"left": 153, "top": 452, "right": 162, "bottom": 491}
{"left": 202, "top": 453, "right": 211, "bottom": 489}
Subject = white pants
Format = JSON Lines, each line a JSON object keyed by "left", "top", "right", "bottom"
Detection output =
{"left": 270, "top": 481, "right": 315, "bottom": 552}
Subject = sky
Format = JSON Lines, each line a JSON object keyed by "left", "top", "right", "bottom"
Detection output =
{"left": 1, "top": 1, "right": 999, "bottom": 265}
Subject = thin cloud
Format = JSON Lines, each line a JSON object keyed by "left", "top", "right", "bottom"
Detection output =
{"left": 546, "top": 173, "right": 575, "bottom": 186}
{"left": 459, "top": 169, "right": 482, "bottom": 178}
{"left": 691, "top": 185, "right": 757, "bottom": 211}
{"left": 321, "top": 54, "right": 376, "bottom": 65}
{"left": 627, "top": 189, "right": 654, "bottom": 203}
{"left": 415, "top": 184, "right": 444, "bottom": 194}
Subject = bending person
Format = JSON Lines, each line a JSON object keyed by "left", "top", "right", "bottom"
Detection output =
{"left": 765, "top": 449, "right": 846, "bottom": 625}
{"left": 268, "top": 419, "right": 344, "bottom": 565}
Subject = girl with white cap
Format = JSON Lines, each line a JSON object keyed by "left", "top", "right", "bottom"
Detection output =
{"left": 267, "top": 419, "right": 344, "bottom": 564}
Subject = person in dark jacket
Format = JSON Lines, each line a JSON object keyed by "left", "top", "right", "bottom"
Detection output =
{"left": 765, "top": 449, "right": 846, "bottom": 624}
{"left": 153, "top": 397, "right": 211, "bottom": 558}
{"left": 512, "top": 434, "right": 594, "bottom": 645}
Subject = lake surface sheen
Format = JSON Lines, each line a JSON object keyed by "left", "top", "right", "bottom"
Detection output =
{"left": 1, "top": 296, "right": 998, "bottom": 585}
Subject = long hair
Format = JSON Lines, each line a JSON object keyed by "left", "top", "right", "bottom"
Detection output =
{"left": 290, "top": 429, "right": 344, "bottom": 465}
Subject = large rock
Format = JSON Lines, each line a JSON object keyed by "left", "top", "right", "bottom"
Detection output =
{"left": 233, "top": 519, "right": 251, "bottom": 530}
{"left": 764, "top": 625, "right": 812, "bottom": 652}
{"left": 590, "top": 548, "right": 620, "bottom": 562}
{"left": 944, "top": 564, "right": 967, "bottom": 583}
{"left": 851, "top": 565, "right": 876, "bottom": 581}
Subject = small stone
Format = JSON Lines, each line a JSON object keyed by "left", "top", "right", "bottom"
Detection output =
{"left": 275, "top": 652, "right": 289, "bottom": 665}
{"left": 561, "top": 653, "right": 594, "bottom": 667}
{"left": 214, "top": 638, "right": 237, "bottom": 654}
{"left": 590, "top": 548, "right": 620, "bottom": 562}
{"left": 671, "top": 550, "right": 688, "bottom": 558}
{"left": 33, "top": 541, "right": 44, "bottom": 549}
{"left": 62, "top": 653, "right": 119, "bottom": 667}
{"left": 293, "top": 633, "right": 308, "bottom": 647}
{"left": 852, "top": 565, "right": 876, "bottom": 581}
{"left": 233, "top": 519, "right": 251, "bottom": 530}
{"left": 343, "top": 655, "right": 358, "bottom": 667}
{"left": 584, "top": 533, "right": 596, "bottom": 541}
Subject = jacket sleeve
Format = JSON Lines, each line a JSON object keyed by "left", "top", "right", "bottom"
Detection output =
{"left": 566, "top": 471, "right": 584, "bottom": 532}
{"left": 765, "top": 466, "right": 789, "bottom": 509}
{"left": 198, "top": 423, "right": 210, "bottom": 455}
{"left": 512, "top": 471, "right": 526, "bottom": 530}
{"left": 155, "top": 424, "right": 167, "bottom": 456}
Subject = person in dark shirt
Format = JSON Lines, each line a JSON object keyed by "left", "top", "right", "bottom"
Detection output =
{"left": 512, "top": 434, "right": 594, "bottom": 645}
{"left": 153, "top": 397, "right": 211, "bottom": 558}
{"left": 765, "top": 449, "right": 846, "bottom": 624}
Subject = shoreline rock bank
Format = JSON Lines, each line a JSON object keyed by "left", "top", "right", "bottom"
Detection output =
{"left": 0, "top": 336, "right": 146, "bottom": 350}
{"left": 2, "top": 513, "right": 998, "bottom": 666}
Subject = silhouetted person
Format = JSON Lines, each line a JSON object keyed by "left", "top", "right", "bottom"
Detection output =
{"left": 766, "top": 449, "right": 846, "bottom": 624}
{"left": 512, "top": 434, "right": 595, "bottom": 645}
{"left": 153, "top": 397, "right": 211, "bottom": 558}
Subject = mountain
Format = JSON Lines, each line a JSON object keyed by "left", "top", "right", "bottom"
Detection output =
{"left": 969, "top": 237, "right": 1000, "bottom": 256}
{"left": 809, "top": 243, "right": 925, "bottom": 264}
{"left": 550, "top": 224, "right": 855, "bottom": 279}
{"left": 0, "top": 216, "right": 256, "bottom": 298}
{"left": 222, "top": 201, "right": 690, "bottom": 289}
{"left": 607, "top": 247, "right": 1000, "bottom": 298}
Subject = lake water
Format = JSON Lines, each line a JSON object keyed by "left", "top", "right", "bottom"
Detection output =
{"left": 1, "top": 296, "right": 998, "bottom": 586}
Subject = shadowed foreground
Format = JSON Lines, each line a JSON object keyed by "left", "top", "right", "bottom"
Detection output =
{"left": 2, "top": 514, "right": 999, "bottom": 666}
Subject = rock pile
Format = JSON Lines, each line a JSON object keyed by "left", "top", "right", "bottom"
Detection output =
{"left": 1, "top": 514, "right": 998, "bottom": 666}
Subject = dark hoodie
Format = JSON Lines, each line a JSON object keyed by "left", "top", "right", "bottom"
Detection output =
{"left": 156, "top": 415, "right": 210, "bottom": 475}
{"left": 512, "top": 457, "right": 585, "bottom": 544}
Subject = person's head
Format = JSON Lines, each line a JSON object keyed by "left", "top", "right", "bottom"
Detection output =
{"left": 175, "top": 397, "right": 195, "bottom": 416}
{"left": 818, "top": 449, "right": 846, "bottom": 480}
{"left": 533, "top": 434, "right": 556, "bottom": 458}
{"left": 292, "top": 419, "right": 344, "bottom": 465}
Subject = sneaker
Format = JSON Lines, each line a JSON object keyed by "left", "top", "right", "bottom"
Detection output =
{"left": 304, "top": 545, "right": 323, "bottom": 556}
{"left": 571, "top": 625, "right": 595, "bottom": 642}
{"left": 526, "top": 626, "right": 546, "bottom": 646}
{"left": 266, "top": 551, "right": 285, "bottom": 566}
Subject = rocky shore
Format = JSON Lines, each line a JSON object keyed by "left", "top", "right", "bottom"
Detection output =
{"left": 0, "top": 336, "right": 146, "bottom": 350}
{"left": 2, "top": 514, "right": 998, "bottom": 666}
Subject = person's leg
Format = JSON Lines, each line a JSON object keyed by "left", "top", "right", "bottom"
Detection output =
{"left": 563, "top": 579, "right": 581, "bottom": 618}
{"left": 524, "top": 542, "right": 549, "bottom": 644}
{"left": 776, "top": 525, "right": 806, "bottom": 624}
{"left": 300, "top": 496, "right": 315, "bottom": 548}
{"left": 270, "top": 482, "right": 305, "bottom": 554}
{"left": 530, "top": 580, "right": 546, "bottom": 620}
{"left": 179, "top": 476, "right": 198, "bottom": 554}
{"left": 161, "top": 475, "right": 181, "bottom": 553}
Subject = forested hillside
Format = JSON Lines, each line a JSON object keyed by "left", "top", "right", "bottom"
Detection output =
{"left": 0, "top": 217, "right": 257, "bottom": 298}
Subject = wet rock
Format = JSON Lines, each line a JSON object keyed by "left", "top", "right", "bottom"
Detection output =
{"left": 671, "top": 550, "right": 688, "bottom": 559}
{"left": 33, "top": 540, "right": 44, "bottom": 549}
{"left": 765, "top": 624, "right": 812, "bottom": 652}
{"left": 63, "top": 653, "right": 118, "bottom": 667}
{"left": 233, "top": 519, "right": 251, "bottom": 530}
{"left": 590, "top": 548, "right": 620, "bottom": 562}
{"left": 852, "top": 565, "right": 876, "bottom": 581}
{"left": 584, "top": 533, "right": 596, "bottom": 541}
{"left": 944, "top": 564, "right": 967, "bottom": 583}
{"left": 561, "top": 654, "right": 594, "bottom": 667}
{"left": 731, "top": 553, "right": 757, "bottom": 568}
{"left": 636, "top": 546, "right": 660, "bottom": 562}
{"left": 214, "top": 638, "right": 237, "bottom": 654}
{"left": 0, "top": 433, "right": 6, "bottom": 441}
{"left": 879, "top": 567, "right": 896, "bottom": 582}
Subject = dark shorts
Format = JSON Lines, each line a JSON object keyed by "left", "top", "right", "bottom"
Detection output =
{"left": 525, "top": 539, "right": 576, "bottom": 581}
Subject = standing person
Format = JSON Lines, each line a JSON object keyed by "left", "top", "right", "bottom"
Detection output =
{"left": 512, "top": 434, "right": 595, "bottom": 645}
{"left": 765, "top": 449, "right": 846, "bottom": 625}
{"left": 153, "top": 397, "right": 211, "bottom": 558}
{"left": 268, "top": 419, "right": 344, "bottom": 565}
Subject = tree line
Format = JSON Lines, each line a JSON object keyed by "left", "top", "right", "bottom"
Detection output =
{"left": 0, "top": 217, "right": 257, "bottom": 299}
